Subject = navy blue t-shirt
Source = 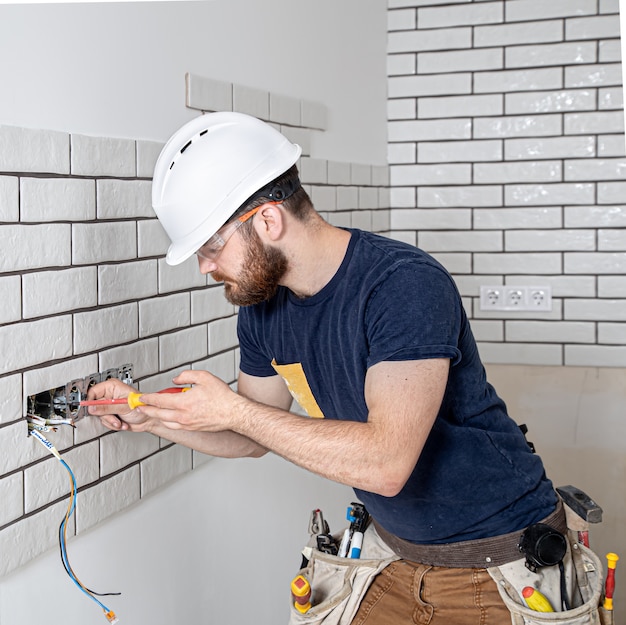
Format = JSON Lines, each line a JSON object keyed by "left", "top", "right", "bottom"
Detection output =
{"left": 238, "top": 229, "right": 556, "bottom": 544}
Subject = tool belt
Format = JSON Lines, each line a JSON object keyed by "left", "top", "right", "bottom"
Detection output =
{"left": 373, "top": 499, "right": 567, "bottom": 568}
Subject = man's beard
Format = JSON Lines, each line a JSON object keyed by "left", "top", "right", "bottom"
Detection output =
{"left": 212, "top": 230, "right": 288, "bottom": 307}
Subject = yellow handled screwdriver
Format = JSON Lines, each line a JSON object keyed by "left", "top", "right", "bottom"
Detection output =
{"left": 81, "top": 387, "right": 190, "bottom": 410}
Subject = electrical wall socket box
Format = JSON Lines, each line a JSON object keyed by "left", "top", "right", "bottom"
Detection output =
{"left": 26, "top": 363, "right": 134, "bottom": 425}
{"left": 479, "top": 286, "right": 552, "bottom": 312}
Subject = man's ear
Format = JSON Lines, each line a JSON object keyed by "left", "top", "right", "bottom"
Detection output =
{"left": 255, "top": 202, "right": 285, "bottom": 242}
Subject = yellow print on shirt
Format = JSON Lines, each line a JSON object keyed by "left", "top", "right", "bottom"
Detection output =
{"left": 271, "top": 359, "right": 325, "bottom": 418}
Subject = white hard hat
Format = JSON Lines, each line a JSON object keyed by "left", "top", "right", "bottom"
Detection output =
{"left": 152, "top": 112, "right": 302, "bottom": 265}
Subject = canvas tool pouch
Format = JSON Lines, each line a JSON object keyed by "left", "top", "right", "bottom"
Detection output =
{"left": 486, "top": 533, "right": 610, "bottom": 625}
{"left": 287, "top": 523, "right": 400, "bottom": 625}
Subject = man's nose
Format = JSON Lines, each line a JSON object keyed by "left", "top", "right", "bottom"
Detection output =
{"left": 197, "top": 254, "right": 218, "bottom": 275}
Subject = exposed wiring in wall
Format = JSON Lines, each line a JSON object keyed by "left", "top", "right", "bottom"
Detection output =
{"left": 27, "top": 423, "right": 120, "bottom": 624}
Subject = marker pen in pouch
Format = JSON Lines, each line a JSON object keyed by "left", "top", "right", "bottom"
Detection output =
{"left": 338, "top": 527, "right": 352, "bottom": 558}
{"left": 349, "top": 530, "right": 364, "bottom": 559}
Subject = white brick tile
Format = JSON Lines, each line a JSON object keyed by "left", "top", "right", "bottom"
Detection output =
{"left": 565, "top": 15, "right": 621, "bottom": 41}
{"left": 351, "top": 164, "right": 372, "bottom": 186}
{"left": 507, "top": 0, "right": 596, "bottom": 21}
{"left": 159, "top": 325, "right": 208, "bottom": 370}
{"left": 475, "top": 21, "right": 563, "bottom": 47}
{"left": 0, "top": 472, "right": 23, "bottom": 526}
{"left": 0, "top": 373, "right": 21, "bottom": 425}
{"left": 418, "top": 230, "right": 501, "bottom": 252}
{"left": 20, "top": 177, "right": 95, "bottom": 222}
{"left": 474, "top": 68, "right": 562, "bottom": 94}
{"left": 419, "top": 94, "right": 502, "bottom": 119}
{"left": 269, "top": 93, "right": 301, "bottom": 126}
{"left": 74, "top": 303, "right": 138, "bottom": 354}
{"left": 24, "top": 441, "right": 99, "bottom": 513}
{"left": 388, "top": 27, "right": 472, "bottom": 53}
{"left": 565, "top": 111, "right": 625, "bottom": 135}
{"left": 418, "top": 2, "right": 503, "bottom": 28}
{"left": 139, "top": 292, "right": 190, "bottom": 338}
{"left": 359, "top": 188, "right": 379, "bottom": 210}
{"left": 193, "top": 350, "right": 237, "bottom": 383}
{"left": 391, "top": 164, "right": 471, "bottom": 186}
{"left": 566, "top": 63, "right": 623, "bottom": 89}
{"left": 232, "top": 84, "right": 270, "bottom": 120}
{"left": 454, "top": 274, "right": 500, "bottom": 296}
{"left": 136, "top": 139, "right": 163, "bottom": 178}
{"left": 505, "top": 42, "right": 597, "bottom": 68}
{"left": 100, "top": 431, "right": 159, "bottom": 476}
{"left": 372, "top": 208, "right": 391, "bottom": 233}
{"left": 388, "top": 98, "right": 417, "bottom": 120}
{"left": 0, "top": 125, "right": 69, "bottom": 174}
{"left": 468, "top": 319, "right": 503, "bottom": 341}
{"left": 598, "top": 135, "right": 626, "bottom": 157}
{"left": 281, "top": 126, "right": 311, "bottom": 156}
{"left": 372, "top": 165, "right": 390, "bottom": 187}
{"left": 474, "top": 207, "right": 562, "bottom": 230}
{"left": 477, "top": 341, "right": 562, "bottom": 365}
{"left": 141, "top": 445, "right": 192, "bottom": 497}
{"left": 23, "top": 267, "right": 97, "bottom": 318}
{"left": 99, "top": 260, "right": 157, "bottom": 306}
{"left": 97, "top": 337, "right": 159, "bottom": 382}
{"left": 327, "top": 212, "right": 352, "bottom": 228}
{"left": 0, "top": 316, "right": 72, "bottom": 376}
{"left": 388, "top": 7, "right": 415, "bottom": 30}
{"left": 599, "top": 39, "right": 622, "bottom": 62}
{"left": 599, "top": 0, "right": 619, "bottom": 14}
{"left": 208, "top": 316, "right": 239, "bottom": 354}
{"left": 506, "top": 89, "right": 595, "bottom": 115}
{"left": 185, "top": 74, "right": 232, "bottom": 112}
{"left": 598, "top": 182, "right": 626, "bottom": 204}
{"left": 300, "top": 157, "right": 327, "bottom": 184}
{"left": 566, "top": 158, "right": 626, "bottom": 181}
{"left": 506, "top": 229, "right": 595, "bottom": 251}
{"left": 475, "top": 161, "right": 561, "bottom": 184}
{"left": 0, "top": 499, "right": 69, "bottom": 577}
{"left": 474, "top": 114, "right": 561, "bottom": 138}
{"left": 390, "top": 187, "right": 416, "bottom": 208}
{"left": 388, "top": 53, "right": 416, "bottom": 76}
{"left": 418, "top": 185, "right": 502, "bottom": 207}
{"left": 337, "top": 186, "right": 360, "bottom": 210}
{"left": 565, "top": 344, "right": 626, "bottom": 366}
{"left": 0, "top": 175, "right": 19, "bottom": 221}
{"left": 565, "top": 205, "right": 626, "bottom": 227}
{"left": 505, "top": 183, "right": 594, "bottom": 206}
{"left": 599, "top": 323, "right": 626, "bottom": 343}
{"left": 389, "top": 118, "right": 472, "bottom": 142}
{"left": 474, "top": 253, "right": 561, "bottom": 274}
{"left": 565, "top": 252, "right": 626, "bottom": 274}
{"left": 391, "top": 208, "right": 471, "bottom": 230}
{"left": 389, "top": 230, "right": 417, "bottom": 246}
{"left": 191, "top": 286, "right": 235, "bottom": 324}
{"left": 429, "top": 252, "right": 472, "bottom": 274}
{"left": 505, "top": 136, "right": 595, "bottom": 160}
{"left": 507, "top": 275, "right": 595, "bottom": 297}
{"left": 506, "top": 321, "right": 595, "bottom": 343}
{"left": 71, "top": 134, "right": 136, "bottom": 177}
{"left": 599, "top": 276, "right": 626, "bottom": 297}
{"left": 97, "top": 179, "right": 153, "bottom": 219}
{"left": 138, "top": 218, "right": 169, "bottom": 258}
{"left": 389, "top": 74, "right": 472, "bottom": 98}
{"left": 0, "top": 421, "right": 49, "bottom": 476}
{"left": 73, "top": 414, "right": 111, "bottom": 446}
{"left": 0, "top": 275, "right": 20, "bottom": 324}
{"left": 158, "top": 256, "right": 207, "bottom": 293}
{"left": 417, "top": 49, "right": 503, "bottom": 74}
{"left": 301, "top": 100, "right": 328, "bottom": 131}
{"left": 76, "top": 466, "right": 140, "bottom": 534}
{"left": 327, "top": 161, "right": 352, "bottom": 185}
{"left": 0, "top": 224, "right": 71, "bottom": 272}
{"left": 599, "top": 87, "right": 624, "bottom": 110}
{"left": 351, "top": 210, "right": 373, "bottom": 231}
{"left": 72, "top": 222, "right": 137, "bottom": 264}
{"left": 416, "top": 140, "right": 502, "bottom": 163}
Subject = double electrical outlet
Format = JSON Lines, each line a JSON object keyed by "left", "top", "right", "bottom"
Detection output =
{"left": 27, "top": 363, "right": 134, "bottom": 424}
{"left": 479, "top": 285, "right": 552, "bottom": 312}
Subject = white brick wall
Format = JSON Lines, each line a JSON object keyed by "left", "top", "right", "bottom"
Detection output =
{"left": 388, "top": 0, "right": 625, "bottom": 368}
{"left": 0, "top": 82, "right": 390, "bottom": 578}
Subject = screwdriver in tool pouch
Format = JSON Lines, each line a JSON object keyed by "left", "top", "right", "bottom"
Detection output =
{"left": 80, "top": 387, "right": 190, "bottom": 410}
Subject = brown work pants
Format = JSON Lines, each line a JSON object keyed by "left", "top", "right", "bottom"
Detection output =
{"left": 351, "top": 560, "right": 511, "bottom": 625}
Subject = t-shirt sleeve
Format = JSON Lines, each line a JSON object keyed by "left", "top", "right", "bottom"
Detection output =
{"left": 365, "top": 260, "right": 463, "bottom": 369}
{"left": 237, "top": 306, "right": 278, "bottom": 377}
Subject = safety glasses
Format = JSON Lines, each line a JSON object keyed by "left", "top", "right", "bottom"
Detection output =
{"left": 195, "top": 205, "right": 262, "bottom": 261}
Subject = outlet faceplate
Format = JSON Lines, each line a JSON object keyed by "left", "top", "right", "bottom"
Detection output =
{"left": 479, "top": 286, "right": 552, "bottom": 312}
{"left": 26, "top": 363, "right": 134, "bottom": 425}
